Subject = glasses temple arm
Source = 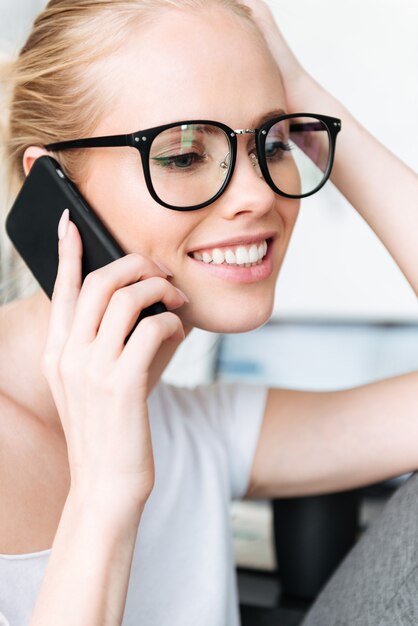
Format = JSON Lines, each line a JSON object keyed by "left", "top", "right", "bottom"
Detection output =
{"left": 45, "top": 133, "right": 136, "bottom": 151}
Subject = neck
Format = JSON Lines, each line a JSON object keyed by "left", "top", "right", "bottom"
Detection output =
{"left": 0, "top": 289, "right": 190, "bottom": 434}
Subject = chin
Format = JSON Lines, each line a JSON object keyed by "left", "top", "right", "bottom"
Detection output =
{"left": 182, "top": 298, "right": 274, "bottom": 334}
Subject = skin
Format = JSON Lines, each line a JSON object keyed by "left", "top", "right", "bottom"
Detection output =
{"left": 2, "top": 7, "right": 299, "bottom": 437}
{"left": 74, "top": 8, "right": 299, "bottom": 334}
{"left": 2, "top": 3, "right": 417, "bottom": 622}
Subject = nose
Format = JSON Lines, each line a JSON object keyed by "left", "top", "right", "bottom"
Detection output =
{"left": 218, "top": 142, "right": 277, "bottom": 220}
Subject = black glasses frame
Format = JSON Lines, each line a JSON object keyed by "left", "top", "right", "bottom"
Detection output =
{"left": 45, "top": 113, "right": 341, "bottom": 211}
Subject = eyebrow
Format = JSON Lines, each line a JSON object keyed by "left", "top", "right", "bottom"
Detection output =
{"left": 253, "top": 108, "right": 287, "bottom": 128}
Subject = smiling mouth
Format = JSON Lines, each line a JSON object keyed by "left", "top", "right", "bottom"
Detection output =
{"left": 188, "top": 238, "right": 271, "bottom": 267}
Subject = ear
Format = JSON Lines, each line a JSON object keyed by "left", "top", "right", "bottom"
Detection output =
{"left": 23, "top": 146, "right": 52, "bottom": 176}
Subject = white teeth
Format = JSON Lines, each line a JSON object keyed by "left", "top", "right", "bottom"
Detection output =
{"left": 248, "top": 244, "right": 259, "bottom": 263}
{"left": 191, "top": 239, "right": 269, "bottom": 266}
{"left": 212, "top": 248, "right": 225, "bottom": 264}
{"left": 225, "top": 249, "right": 236, "bottom": 264}
{"left": 236, "top": 246, "right": 249, "bottom": 265}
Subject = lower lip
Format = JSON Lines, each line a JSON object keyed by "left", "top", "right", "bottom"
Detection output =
{"left": 187, "top": 240, "right": 274, "bottom": 284}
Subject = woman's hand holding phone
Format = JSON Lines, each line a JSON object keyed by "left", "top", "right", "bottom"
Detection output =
{"left": 41, "top": 211, "right": 186, "bottom": 512}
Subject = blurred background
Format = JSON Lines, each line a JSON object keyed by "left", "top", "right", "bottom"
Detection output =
{"left": 1, "top": 0, "right": 418, "bottom": 616}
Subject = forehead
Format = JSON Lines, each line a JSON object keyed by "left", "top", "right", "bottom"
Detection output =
{"left": 94, "top": 7, "right": 286, "bottom": 133}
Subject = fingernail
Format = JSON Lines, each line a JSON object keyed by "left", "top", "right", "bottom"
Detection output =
{"left": 175, "top": 287, "right": 189, "bottom": 303}
{"left": 154, "top": 259, "right": 174, "bottom": 276}
{"left": 58, "top": 208, "right": 69, "bottom": 240}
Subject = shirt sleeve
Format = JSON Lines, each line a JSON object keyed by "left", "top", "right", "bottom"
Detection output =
{"left": 212, "top": 382, "right": 269, "bottom": 501}
{"left": 170, "top": 381, "right": 268, "bottom": 501}
{"left": 150, "top": 381, "right": 269, "bottom": 501}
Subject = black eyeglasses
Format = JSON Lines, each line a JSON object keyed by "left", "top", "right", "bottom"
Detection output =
{"left": 45, "top": 113, "right": 341, "bottom": 211}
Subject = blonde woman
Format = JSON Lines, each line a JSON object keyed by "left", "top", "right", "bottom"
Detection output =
{"left": 0, "top": 1, "right": 417, "bottom": 625}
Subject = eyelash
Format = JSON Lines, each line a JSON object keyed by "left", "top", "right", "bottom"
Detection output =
{"left": 152, "top": 152, "right": 207, "bottom": 170}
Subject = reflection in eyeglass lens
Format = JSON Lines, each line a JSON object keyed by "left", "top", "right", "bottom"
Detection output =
{"left": 265, "top": 117, "right": 330, "bottom": 196}
{"left": 149, "top": 124, "right": 231, "bottom": 207}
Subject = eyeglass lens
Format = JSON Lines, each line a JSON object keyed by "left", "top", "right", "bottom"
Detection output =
{"left": 265, "top": 117, "right": 330, "bottom": 196}
{"left": 148, "top": 117, "right": 330, "bottom": 207}
{"left": 149, "top": 124, "right": 230, "bottom": 208}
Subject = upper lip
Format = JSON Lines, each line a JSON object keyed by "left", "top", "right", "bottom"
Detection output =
{"left": 187, "top": 231, "right": 277, "bottom": 254}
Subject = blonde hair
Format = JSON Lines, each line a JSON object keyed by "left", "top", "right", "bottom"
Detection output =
{"left": 0, "top": 0, "right": 265, "bottom": 304}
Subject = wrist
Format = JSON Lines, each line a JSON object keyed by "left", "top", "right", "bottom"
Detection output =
{"left": 68, "top": 482, "right": 148, "bottom": 527}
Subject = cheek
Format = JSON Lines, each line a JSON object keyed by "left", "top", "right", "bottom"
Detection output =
{"left": 81, "top": 150, "right": 168, "bottom": 254}
{"left": 268, "top": 158, "right": 302, "bottom": 196}
{"left": 277, "top": 197, "right": 300, "bottom": 236}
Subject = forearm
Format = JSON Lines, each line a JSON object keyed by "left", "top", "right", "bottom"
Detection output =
{"left": 295, "top": 76, "right": 418, "bottom": 295}
{"left": 30, "top": 488, "right": 144, "bottom": 626}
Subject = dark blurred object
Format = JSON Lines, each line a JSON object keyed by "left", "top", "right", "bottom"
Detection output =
{"left": 272, "top": 490, "right": 361, "bottom": 602}
{"left": 240, "top": 603, "right": 305, "bottom": 626}
{"left": 238, "top": 490, "right": 361, "bottom": 625}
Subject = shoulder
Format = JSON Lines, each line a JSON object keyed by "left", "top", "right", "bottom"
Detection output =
{"left": 0, "top": 390, "right": 66, "bottom": 494}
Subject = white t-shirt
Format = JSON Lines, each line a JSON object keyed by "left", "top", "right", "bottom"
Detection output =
{"left": 0, "top": 381, "right": 268, "bottom": 626}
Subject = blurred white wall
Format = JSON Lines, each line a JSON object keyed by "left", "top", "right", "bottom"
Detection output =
{"left": 0, "top": 1, "right": 46, "bottom": 53}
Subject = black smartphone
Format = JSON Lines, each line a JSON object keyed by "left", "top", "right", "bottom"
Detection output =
{"left": 5, "top": 155, "right": 166, "bottom": 338}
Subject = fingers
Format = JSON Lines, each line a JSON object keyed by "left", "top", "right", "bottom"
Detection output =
{"left": 94, "top": 277, "right": 187, "bottom": 359}
{"left": 44, "top": 214, "right": 187, "bottom": 389}
{"left": 117, "top": 311, "right": 185, "bottom": 384}
{"left": 44, "top": 212, "right": 83, "bottom": 359}
{"left": 70, "top": 252, "right": 171, "bottom": 344}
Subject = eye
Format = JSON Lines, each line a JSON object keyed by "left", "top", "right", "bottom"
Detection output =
{"left": 152, "top": 152, "right": 207, "bottom": 170}
{"left": 265, "top": 140, "right": 292, "bottom": 159}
